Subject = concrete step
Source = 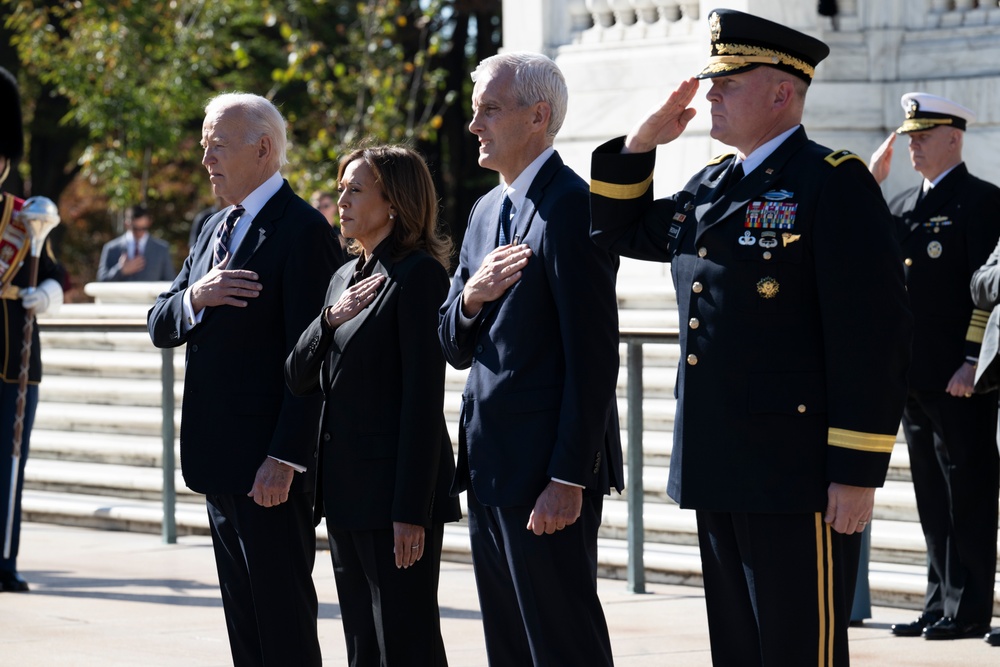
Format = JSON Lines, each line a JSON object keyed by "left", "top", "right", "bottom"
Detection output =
{"left": 24, "top": 458, "right": 199, "bottom": 502}
{"left": 34, "top": 401, "right": 180, "bottom": 437}
{"left": 29, "top": 429, "right": 175, "bottom": 466}
{"left": 40, "top": 330, "right": 166, "bottom": 354}
{"left": 39, "top": 375, "right": 183, "bottom": 407}
{"left": 41, "top": 347, "right": 184, "bottom": 380}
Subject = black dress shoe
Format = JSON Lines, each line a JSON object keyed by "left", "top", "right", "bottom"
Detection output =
{"left": 985, "top": 630, "right": 1000, "bottom": 646}
{"left": 891, "top": 611, "right": 942, "bottom": 637}
{"left": 0, "top": 570, "right": 29, "bottom": 592}
{"left": 922, "top": 617, "right": 991, "bottom": 640}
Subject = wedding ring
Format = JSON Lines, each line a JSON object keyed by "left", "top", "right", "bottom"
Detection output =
{"left": 411, "top": 545, "right": 420, "bottom": 550}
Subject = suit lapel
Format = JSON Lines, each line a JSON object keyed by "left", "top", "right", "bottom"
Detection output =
{"left": 228, "top": 181, "right": 290, "bottom": 269}
{"left": 331, "top": 256, "right": 393, "bottom": 362}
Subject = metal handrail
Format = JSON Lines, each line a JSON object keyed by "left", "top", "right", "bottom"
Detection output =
{"left": 39, "top": 318, "right": 177, "bottom": 544}
{"left": 619, "top": 328, "right": 680, "bottom": 594}
{"left": 38, "top": 319, "right": 683, "bottom": 578}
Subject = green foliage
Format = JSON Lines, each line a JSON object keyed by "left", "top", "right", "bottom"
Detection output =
{"left": 1, "top": 0, "right": 500, "bottom": 289}
{"left": 3, "top": 0, "right": 453, "bottom": 209}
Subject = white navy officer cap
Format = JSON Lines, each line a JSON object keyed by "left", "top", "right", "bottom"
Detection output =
{"left": 896, "top": 92, "right": 975, "bottom": 134}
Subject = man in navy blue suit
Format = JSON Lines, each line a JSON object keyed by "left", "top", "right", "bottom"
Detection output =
{"left": 148, "top": 93, "right": 341, "bottom": 666}
{"left": 439, "top": 52, "right": 623, "bottom": 666}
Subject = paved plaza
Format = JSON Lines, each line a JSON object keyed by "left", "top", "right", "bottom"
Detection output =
{"left": 2, "top": 523, "right": 998, "bottom": 666}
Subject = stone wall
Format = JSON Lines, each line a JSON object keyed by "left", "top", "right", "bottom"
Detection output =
{"left": 502, "top": 0, "right": 1000, "bottom": 278}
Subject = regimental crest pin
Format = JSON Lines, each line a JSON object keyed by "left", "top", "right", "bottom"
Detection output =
{"left": 757, "top": 277, "right": 780, "bottom": 299}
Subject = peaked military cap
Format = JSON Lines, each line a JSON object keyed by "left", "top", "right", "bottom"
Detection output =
{"left": 0, "top": 67, "right": 23, "bottom": 163}
{"left": 696, "top": 9, "right": 830, "bottom": 85}
{"left": 895, "top": 92, "right": 975, "bottom": 134}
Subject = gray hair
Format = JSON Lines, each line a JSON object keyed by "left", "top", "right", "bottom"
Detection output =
{"left": 204, "top": 93, "right": 288, "bottom": 169}
{"left": 471, "top": 52, "right": 568, "bottom": 140}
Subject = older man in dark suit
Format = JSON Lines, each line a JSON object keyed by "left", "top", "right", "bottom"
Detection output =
{"left": 148, "top": 92, "right": 341, "bottom": 666}
{"left": 97, "top": 204, "right": 175, "bottom": 282}
{"left": 438, "top": 52, "right": 623, "bottom": 666}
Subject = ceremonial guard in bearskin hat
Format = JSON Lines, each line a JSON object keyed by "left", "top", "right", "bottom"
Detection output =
{"left": 0, "top": 66, "right": 67, "bottom": 592}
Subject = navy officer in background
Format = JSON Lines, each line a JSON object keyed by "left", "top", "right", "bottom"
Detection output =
{"left": 871, "top": 93, "right": 1000, "bottom": 641}
{"left": 590, "top": 9, "right": 911, "bottom": 666}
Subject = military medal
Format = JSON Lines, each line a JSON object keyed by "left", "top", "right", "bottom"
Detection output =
{"left": 757, "top": 277, "right": 780, "bottom": 299}
{"left": 927, "top": 240, "right": 943, "bottom": 258}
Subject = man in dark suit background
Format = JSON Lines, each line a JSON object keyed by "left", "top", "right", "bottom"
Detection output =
{"left": 148, "top": 92, "right": 341, "bottom": 666}
{"left": 97, "top": 204, "right": 175, "bottom": 282}
{"left": 870, "top": 92, "right": 1000, "bottom": 641}
{"left": 590, "top": 10, "right": 911, "bottom": 665}
{"left": 438, "top": 52, "right": 623, "bottom": 666}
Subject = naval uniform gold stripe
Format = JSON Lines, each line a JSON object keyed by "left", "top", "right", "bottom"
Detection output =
{"left": 967, "top": 308, "right": 990, "bottom": 343}
{"left": 828, "top": 428, "right": 895, "bottom": 453}
{"left": 590, "top": 173, "right": 653, "bottom": 200}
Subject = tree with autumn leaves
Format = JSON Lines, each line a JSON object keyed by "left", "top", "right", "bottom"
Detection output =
{"left": 0, "top": 0, "right": 501, "bottom": 292}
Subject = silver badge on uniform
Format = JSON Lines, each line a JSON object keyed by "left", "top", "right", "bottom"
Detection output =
{"left": 738, "top": 231, "right": 756, "bottom": 246}
{"left": 759, "top": 231, "right": 778, "bottom": 249}
{"left": 927, "top": 240, "right": 943, "bottom": 258}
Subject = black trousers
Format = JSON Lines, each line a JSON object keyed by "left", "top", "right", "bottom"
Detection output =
{"left": 206, "top": 492, "right": 321, "bottom": 667}
{"left": 466, "top": 488, "right": 614, "bottom": 667}
{"left": 327, "top": 523, "right": 448, "bottom": 667}
{"left": 902, "top": 389, "right": 999, "bottom": 624}
{"left": 697, "top": 510, "right": 861, "bottom": 667}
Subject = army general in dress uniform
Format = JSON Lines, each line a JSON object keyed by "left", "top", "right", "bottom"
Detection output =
{"left": 870, "top": 93, "right": 1000, "bottom": 642}
{"left": 589, "top": 10, "right": 912, "bottom": 666}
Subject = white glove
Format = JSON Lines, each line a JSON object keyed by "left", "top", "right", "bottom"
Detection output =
{"left": 20, "top": 278, "right": 63, "bottom": 314}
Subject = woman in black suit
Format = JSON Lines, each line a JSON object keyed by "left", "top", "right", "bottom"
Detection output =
{"left": 285, "top": 145, "right": 461, "bottom": 667}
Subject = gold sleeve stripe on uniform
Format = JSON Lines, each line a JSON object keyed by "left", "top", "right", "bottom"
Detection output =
{"left": 828, "top": 427, "right": 895, "bottom": 453}
{"left": 590, "top": 173, "right": 653, "bottom": 200}
{"left": 966, "top": 308, "right": 990, "bottom": 343}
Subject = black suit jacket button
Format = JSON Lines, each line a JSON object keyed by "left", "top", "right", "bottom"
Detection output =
{"left": 191, "top": 344, "right": 199, "bottom": 352}
{"left": 475, "top": 344, "right": 483, "bottom": 354}
{"left": 323, "top": 433, "right": 331, "bottom": 442}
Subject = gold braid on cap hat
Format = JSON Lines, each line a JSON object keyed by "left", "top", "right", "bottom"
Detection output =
{"left": 706, "top": 43, "right": 815, "bottom": 79}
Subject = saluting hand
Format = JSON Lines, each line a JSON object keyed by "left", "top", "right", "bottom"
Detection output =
{"left": 868, "top": 132, "right": 896, "bottom": 185}
{"left": 624, "top": 77, "right": 700, "bottom": 154}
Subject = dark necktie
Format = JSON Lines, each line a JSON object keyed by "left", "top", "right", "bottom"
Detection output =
{"left": 497, "top": 194, "right": 513, "bottom": 246}
{"left": 214, "top": 205, "right": 244, "bottom": 265}
{"left": 721, "top": 161, "right": 744, "bottom": 195}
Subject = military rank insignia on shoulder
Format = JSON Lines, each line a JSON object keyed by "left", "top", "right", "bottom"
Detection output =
{"left": 706, "top": 153, "right": 735, "bottom": 165}
{"left": 824, "top": 149, "right": 864, "bottom": 167}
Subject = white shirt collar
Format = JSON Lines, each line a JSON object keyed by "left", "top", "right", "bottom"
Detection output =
{"left": 501, "top": 146, "right": 555, "bottom": 214}
{"left": 737, "top": 125, "right": 800, "bottom": 176}
{"left": 925, "top": 162, "right": 961, "bottom": 191}
{"left": 224, "top": 171, "right": 283, "bottom": 256}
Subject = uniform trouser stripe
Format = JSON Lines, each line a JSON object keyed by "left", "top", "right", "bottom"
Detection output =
{"left": 815, "top": 514, "right": 834, "bottom": 667}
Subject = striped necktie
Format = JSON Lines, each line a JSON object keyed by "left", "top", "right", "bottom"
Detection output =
{"left": 214, "top": 205, "right": 243, "bottom": 265}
